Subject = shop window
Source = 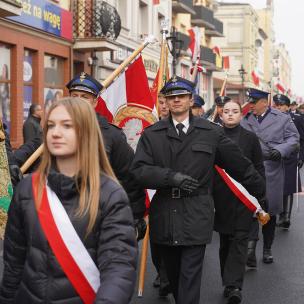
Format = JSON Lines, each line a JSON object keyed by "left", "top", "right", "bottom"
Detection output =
{"left": 44, "top": 54, "right": 64, "bottom": 111}
{"left": 23, "top": 49, "right": 34, "bottom": 122}
{"left": 0, "top": 44, "right": 11, "bottom": 131}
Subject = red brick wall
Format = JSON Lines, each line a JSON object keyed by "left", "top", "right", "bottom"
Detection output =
{"left": 0, "top": 21, "right": 72, "bottom": 148}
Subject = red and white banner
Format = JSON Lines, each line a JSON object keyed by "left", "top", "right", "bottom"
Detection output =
{"left": 188, "top": 27, "right": 201, "bottom": 62}
{"left": 32, "top": 176, "right": 99, "bottom": 304}
{"left": 276, "top": 83, "right": 285, "bottom": 94}
{"left": 251, "top": 70, "right": 260, "bottom": 87}
{"left": 96, "top": 56, "right": 157, "bottom": 123}
{"left": 215, "top": 165, "right": 263, "bottom": 213}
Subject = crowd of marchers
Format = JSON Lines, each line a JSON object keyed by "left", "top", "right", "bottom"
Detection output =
{"left": 0, "top": 72, "right": 302, "bottom": 304}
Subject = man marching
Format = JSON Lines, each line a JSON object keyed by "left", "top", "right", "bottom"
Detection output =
{"left": 131, "top": 76, "right": 266, "bottom": 304}
{"left": 66, "top": 72, "right": 146, "bottom": 240}
{"left": 241, "top": 88, "right": 299, "bottom": 264}
{"left": 273, "top": 94, "right": 304, "bottom": 229}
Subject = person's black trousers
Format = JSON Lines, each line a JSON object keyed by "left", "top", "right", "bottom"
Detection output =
{"left": 219, "top": 230, "right": 248, "bottom": 289}
{"left": 156, "top": 244, "right": 206, "bottom": 304}
{"left": 262, "top": 215, "right": 276, "bottom": 249}
{"left": 150, "top": 240, "right": 169, "bottom": 288}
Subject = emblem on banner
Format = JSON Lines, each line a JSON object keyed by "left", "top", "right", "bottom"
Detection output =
{"left": 113, "top": 105, "right": 158, "bottom": 151}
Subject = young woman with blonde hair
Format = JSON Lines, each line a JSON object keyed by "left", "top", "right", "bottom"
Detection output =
{"left": 0, "top": 97, "right": 137, "bottom": 304}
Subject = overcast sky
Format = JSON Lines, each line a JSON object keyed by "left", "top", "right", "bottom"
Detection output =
{"left": 219, "top": 0, "right": 304, "bottom": 97}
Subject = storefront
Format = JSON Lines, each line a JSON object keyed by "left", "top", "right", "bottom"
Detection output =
{"left": 0, "top": 0, "right": 72, "bottom": 147}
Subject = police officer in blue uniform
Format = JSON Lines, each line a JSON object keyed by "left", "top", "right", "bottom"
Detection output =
{"left": 191, "top": 94, "right": 205, "bottom": 117}
{"left": 241, "top": 88, "right": 299, "bottom": 264}
{"left": 273, "top": 94, "right": 304, "bottom": 229}
{"left": 66, "top": 73, "right": 147, "bottom": 240}
{"left": 132, "top": 76, "right": 266, "bottom": 304}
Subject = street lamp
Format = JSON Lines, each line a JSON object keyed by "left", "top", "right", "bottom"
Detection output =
{"left": 238, "top": 64, "right": 247, "bottom": 103}
{"left": 166, "top": 26, "right": 183, "bottom": 76}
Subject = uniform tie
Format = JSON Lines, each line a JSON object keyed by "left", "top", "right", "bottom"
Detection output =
{"left": 176, "top": 123, "right": 186, "bottom": 140}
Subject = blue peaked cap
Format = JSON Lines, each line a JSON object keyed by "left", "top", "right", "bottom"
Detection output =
{"left": 160, "top": 76, "right": 195, "bottom": 97}
{"left": 247, "top": 88, "right": 269, "bottom": 102}
{"left": 193, "top": 94, "right": 205, "bottom": 107}
{"left": 273, "top": 94, "right": 290, "bottom": 106}
{"left": 66, "top": 72, "right": 103, "bottom": 97}
{"left": 215, "top": 95, "right": 231, "bottom": 106}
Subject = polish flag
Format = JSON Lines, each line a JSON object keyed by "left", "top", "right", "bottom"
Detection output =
{"left": 188, "top": 27, "right": 201, "bottom": 62}
{"left": 153, "top": 0, "right": 160, "bottom": 4}
{"left": 95, "top": 56, "right": 156, "bottom": 122}
{"left": 276, "top": 83, "right": 285, "bottom": 94}
{"left": 251, "top": 71, "right": 260, "bottom": 87}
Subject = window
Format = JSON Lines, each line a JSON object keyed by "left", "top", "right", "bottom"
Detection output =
{"left": 23, "top": 49, "right": 34, "bottom": 122}
{"left": 227, "top": 23, "right": 243, "bottom": 44}
{"left": 139, "top": 1, "right": 149, "bottom": 36}
{"left": 44, "top": 54, "right": 64, "bottom": 111}
{"left": 0, "top": 44, "right": 11, "bottom": 130}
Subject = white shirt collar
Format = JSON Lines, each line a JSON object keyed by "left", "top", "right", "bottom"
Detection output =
{"left": 172, "top": 117, "right": 190, "bottom": 134}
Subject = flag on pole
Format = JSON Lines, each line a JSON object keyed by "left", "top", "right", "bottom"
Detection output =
{"left": 276, "top": 83, "right": 285, "bottom": 94}
{"left": 188, "top": 27, "right": 201, "bottom": 62}
{"left": 153, "top": 0, "right": 160, "bottom": 4}
{"left": 96, "top": 56, "right": 156, "bottom": 124}
{"left": 251, "top": 70, "right": 260, "bottom": 87}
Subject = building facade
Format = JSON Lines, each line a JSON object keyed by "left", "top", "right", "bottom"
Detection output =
{"left": 213, "top": 3, "right": 264, "bottom": 103}
{"left": 0, "top": 0, "right": 73, "bottom": 147}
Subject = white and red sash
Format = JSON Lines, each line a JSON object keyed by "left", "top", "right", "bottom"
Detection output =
{"left": 32, "top": 176, "right": 100, "bottom": 304}
{"left": 215, "top": 165, "right": 263, "bottom": 214}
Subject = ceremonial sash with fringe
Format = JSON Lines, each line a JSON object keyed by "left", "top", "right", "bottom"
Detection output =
{"left": 215, "top": 165, "right": 263, "bottom": 213}
{"left": 32, "top": 175, "right": 100, "bottom": 304}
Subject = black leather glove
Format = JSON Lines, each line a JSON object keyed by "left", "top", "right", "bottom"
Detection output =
{"left": 9, "top": 165, "right": 23, "bottom": 187}
{"left": 170, "top": 172, "right": 200, "bottom": 192}
{"left": 298, "top": 159, "right": 304, "bottom": 169}
{"left": 134, "top": 218, "right": 147, "bottom": 242}
{"left": 268, "top": 149, "right": 281, "bottom": 161}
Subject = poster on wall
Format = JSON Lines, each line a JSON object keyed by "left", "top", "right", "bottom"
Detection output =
{"left": 0, "top": 45, "right": 11, "bottom": 131}
{"left": 23, "top": 52, "right": 33, "bottom": 121}
{"left": 44, "top": 88, "right": 63, "bottom": 111}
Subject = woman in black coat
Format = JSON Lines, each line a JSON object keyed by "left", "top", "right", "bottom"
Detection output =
{"left": 213, "top": 100, "right": 265, "bottom": 304}
{"left": 0, "top": 97, "right": 137, "bottom": 304}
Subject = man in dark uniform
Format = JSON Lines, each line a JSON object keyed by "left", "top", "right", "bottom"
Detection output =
{"left": 241, "top": 88, "right": 299, "bottom": 264}
{"left": 273, "top": 94, "right": 304, "bottom": 229}
{"left": 131, "top": 76, "right": 266, "bottom": 304}
{"left": 191, "top": 94, "right": 205, "bottom": 117}
{"left": 204, "top": 95, "right": 231, "bottom": 125}
{"left": 66, "top": 73, "right": 146, "bottom": 240}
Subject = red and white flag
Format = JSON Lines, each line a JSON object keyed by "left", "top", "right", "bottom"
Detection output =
{"left": 251, "top": 70, "right": 260, "bottom": 87}
{"left": 96, "top": 56, "right": 156, "bottom": 123}
{"left": 215, "top": 165, "right": 264, "bottom": 213}
{"left": 188, "top": 27, "right": 201, "bottom": 62}
{"left": 153, "top": 0, "right": 160, "bottom": 4}
{"left": 276, "top": 83, "right": 285, "bottom": 94}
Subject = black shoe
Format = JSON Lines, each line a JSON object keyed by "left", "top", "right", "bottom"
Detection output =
{"left": 281, "top": 219, "right": 291, "bottom": 230}
{"left": 223, "top": 286, "right": 234, "bottom": 298}
{"left": 159, "top": 283, "right": 170, "bottom": 297}
{"left": 227, "top": 288, "right": 242, "bottom": 304}
{"left": 246, "top": 241, "right": 257, "bottom": 269}
{"left": 153, "top": 274, "right": 160, "bottom": 288}
{"left": 263, "top": 248, "right": 274, "bottom": 264}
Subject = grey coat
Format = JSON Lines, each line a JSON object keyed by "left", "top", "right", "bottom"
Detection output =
{"left": 241, "top": 108, "right": 299, "bottom": 215}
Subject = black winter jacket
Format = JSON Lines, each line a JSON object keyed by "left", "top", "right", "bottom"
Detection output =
{"left": 131, "top": 116, "right": 266, "bottom": 245}
{"left": 23, "top": 115, "right": 43, "bottom": 144}
{"left": 213, "top": 125, "right": 265, "bottom": 234}
{"left": 0, "top": 170, "right": 137, "bottom": 304}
